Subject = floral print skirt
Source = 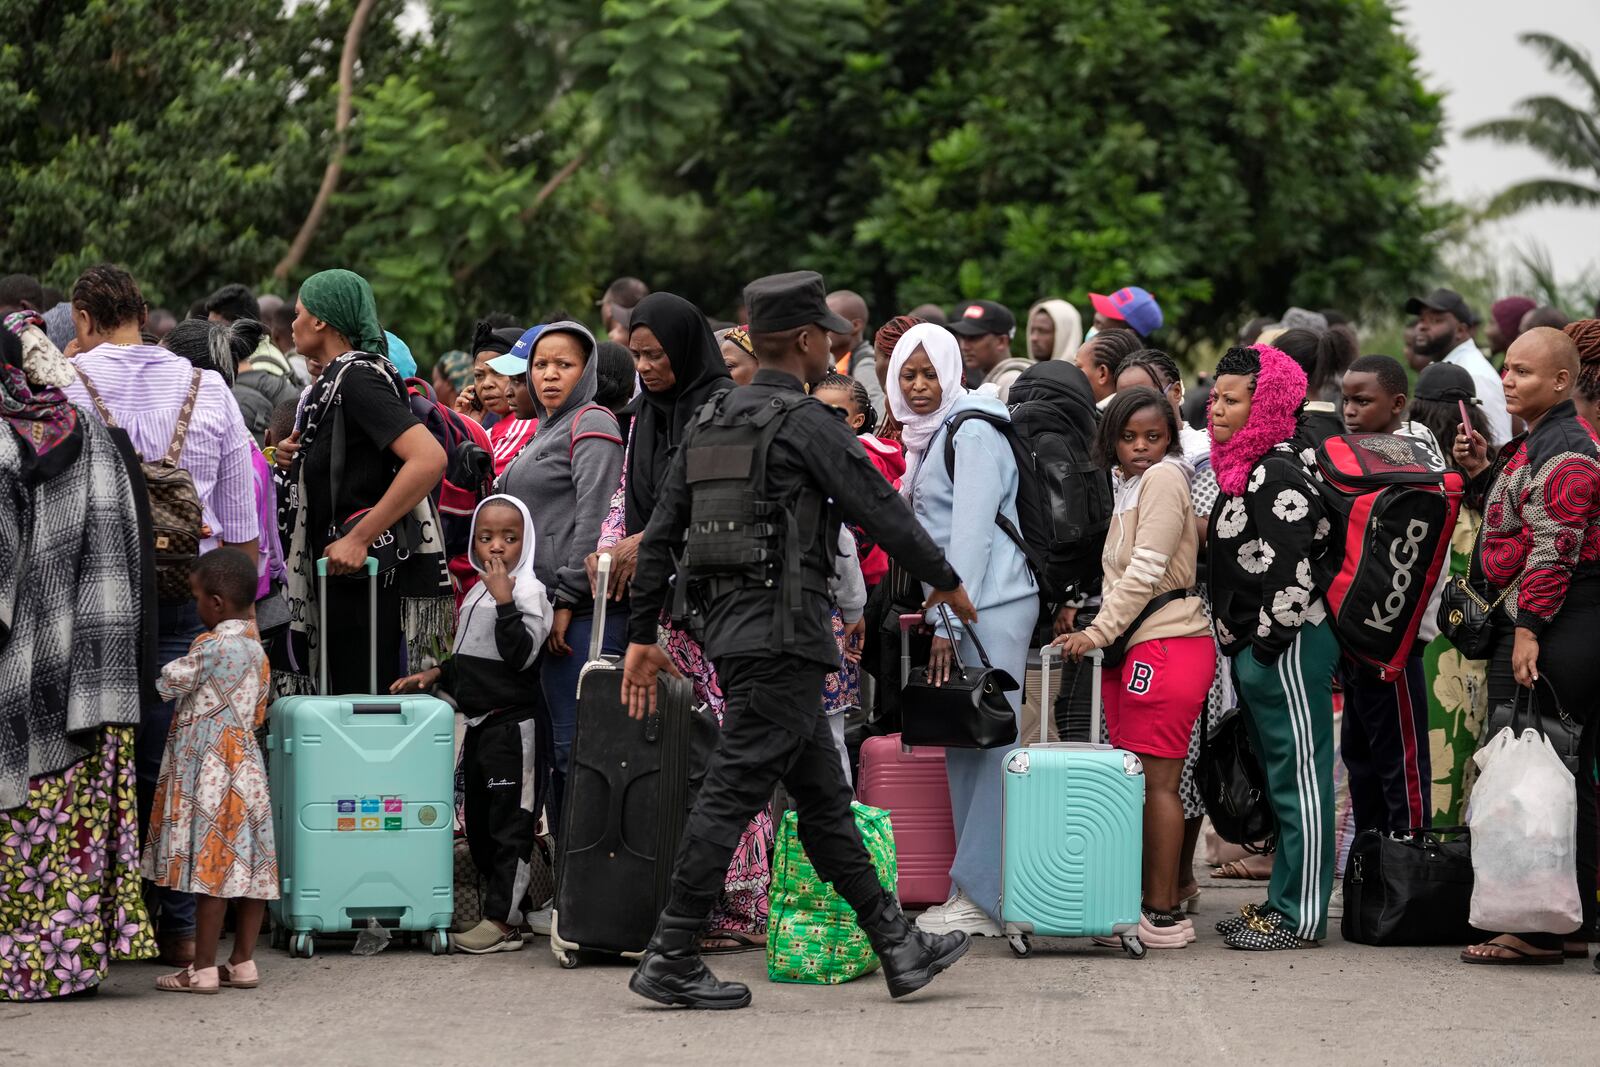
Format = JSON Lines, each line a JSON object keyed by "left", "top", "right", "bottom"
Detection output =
{"left": 1, "top": 726, "right": 157, "bottom": 1001}
{"left": 664, "top": 622, "right": 774, "bottom": 935}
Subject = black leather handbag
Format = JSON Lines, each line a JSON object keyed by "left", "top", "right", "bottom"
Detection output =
{"left": 1437, "top": 574, "right": 1512, "bottom": 660}
{"left": 1341, "top": 827, "right": 1476, "bottom": 946}
{"left": 1483, "top": 675, "right": 1583, "bottom": 776}
{"left": 900, "top": 608, "right": 1020, "bottom": 750}
{"left": 1438, "top": 516, "right": 1517, "bottom": 660}
{"left": 1198, "top": 705, "right": 1277, "bottom": 851}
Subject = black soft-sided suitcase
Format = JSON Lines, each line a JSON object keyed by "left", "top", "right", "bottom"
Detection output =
{"left": 549, "top": 553, "right": 717, "bottom": 967}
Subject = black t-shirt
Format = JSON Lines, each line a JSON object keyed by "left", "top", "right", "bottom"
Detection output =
{"left": 303, "top": 364, "right": 419, "bottom": 554}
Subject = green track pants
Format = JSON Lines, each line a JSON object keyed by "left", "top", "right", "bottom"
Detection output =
{"left": 1232, "top": 619, "right": 1340, "bottom": 941}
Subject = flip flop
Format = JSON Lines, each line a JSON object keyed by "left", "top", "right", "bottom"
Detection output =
{"left": 701, "top": 930, "right": 765, "bottom": 955}
{"left": 1460, "top": 942, "right": 1564, "bottom": 966}
{"left": 1212, "top": 859, "right": 1270, "bottom": 881}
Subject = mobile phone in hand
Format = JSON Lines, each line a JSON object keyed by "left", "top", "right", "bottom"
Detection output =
{"left": 1458, "top": 400, "right": 1473, "bottom": 438}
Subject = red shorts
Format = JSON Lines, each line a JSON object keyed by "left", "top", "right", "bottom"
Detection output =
{"left": 1101, "top": 635, "right": 1215, "bottom": 759}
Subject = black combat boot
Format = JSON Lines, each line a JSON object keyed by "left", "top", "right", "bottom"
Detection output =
{"left": 628, "top": 910, "right": 752, "bottom": 1010}
{"left": 859, "top": 892, "right": 972, "bottom": 999}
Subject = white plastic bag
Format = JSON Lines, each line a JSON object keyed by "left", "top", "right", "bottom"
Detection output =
{"left": 1467, "top": 725, "right": 1581, "bottom": 933}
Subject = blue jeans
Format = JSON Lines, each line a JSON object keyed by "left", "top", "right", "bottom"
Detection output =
{"left": 137, "top": 602, "right": 203, "bottom": 938}
{"left": 540, "top": 608, "right": 626, "bottom": 836}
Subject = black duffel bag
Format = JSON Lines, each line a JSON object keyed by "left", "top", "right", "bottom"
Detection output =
{"left": 1341, "top": 827, "right": 1477, "bottom": 946}
{"left": 1198, "top": 705, "right": 1277, "bottom": 852}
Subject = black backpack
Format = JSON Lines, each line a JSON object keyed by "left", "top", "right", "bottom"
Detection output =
{"left": 678, "top": 391, "right": 826, "bottom": 645}
{"left": 942, "top": 361, "right": 1110, "bottom": 602}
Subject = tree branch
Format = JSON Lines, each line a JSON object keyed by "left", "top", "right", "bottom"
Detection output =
{"left": 448, "top": 147, "right": 591, "bottom": 284}
{"left": 518, "top": 148, "right": 590, "bottom": 225}
{"left": 274, "top": 0, "right": 379, "bottom": 282}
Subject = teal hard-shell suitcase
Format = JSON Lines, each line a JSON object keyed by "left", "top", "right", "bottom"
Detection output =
{"left": 1000, "top": 646, "right": 1146, "bottom": 959}
{"left": 267, "top": 560, "right": 455, "bottom": 959}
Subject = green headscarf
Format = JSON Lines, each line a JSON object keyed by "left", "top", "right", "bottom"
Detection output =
{"left": 299, "top": 269, "right": 387, "bottom": 357}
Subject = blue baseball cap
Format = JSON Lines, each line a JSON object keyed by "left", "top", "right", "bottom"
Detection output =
{"left": 486, "top": 325, "right": 545, "bottom": 377}
{"left": 1089, "top": 286, "right": 1163, "bottom": 338}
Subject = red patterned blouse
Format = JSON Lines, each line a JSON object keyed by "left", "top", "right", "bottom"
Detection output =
{"left": 1473, "top": 400, "right": 1600, "bottom": 635}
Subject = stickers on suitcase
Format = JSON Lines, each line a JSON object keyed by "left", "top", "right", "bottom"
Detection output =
{"left": 336, "top": 796, "right": 406, "bottom": 830}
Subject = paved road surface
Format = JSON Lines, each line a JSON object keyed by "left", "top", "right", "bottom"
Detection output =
{"left": 4, "top": 873, "right": 1597, "bottom": 1065}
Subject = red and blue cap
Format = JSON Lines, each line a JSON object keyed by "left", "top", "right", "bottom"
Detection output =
{"left": 1089, "top": 286, "right": 1163, "bottom": 338}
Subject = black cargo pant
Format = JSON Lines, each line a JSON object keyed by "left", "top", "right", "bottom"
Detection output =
{"left": 667, "top": 654, "right": 882, "bottom": 922}
{"left": 463, "top": 706, "right": 549, "bottom": 926}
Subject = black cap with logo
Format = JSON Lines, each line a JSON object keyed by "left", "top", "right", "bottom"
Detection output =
{"left": 948, "top": 299, "right": 1017, "bottom": 337}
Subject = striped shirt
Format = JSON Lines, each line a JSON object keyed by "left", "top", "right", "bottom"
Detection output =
{"left": 488, "top": 416, "right": 539, "bottom": 476}
{"left": 65, "top": 344, "right": 259, "bottom": 549}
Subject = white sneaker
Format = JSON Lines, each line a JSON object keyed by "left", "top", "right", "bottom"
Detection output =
{"left": 914, "top": 889, "right": 961, "bottom": 926}
{"left": 914, "top": 889, "right": 1002, "bottom": 937}
{"left": 1326, "top": 882, "right": 1344, "bottom": 920}
{"left": 523, "top": 906, "right": 553, "bottom": 938}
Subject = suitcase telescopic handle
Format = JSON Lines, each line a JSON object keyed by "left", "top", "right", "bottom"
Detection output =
{"left": 316, "top": 556, "right": 379, "bottom": 695}
{"left": 590, "top": 553, "right": 612, "bottom": 661}
{"left": 899, "top": 613, "right": 923, "bottom": 754}
{"left": 1038, "top": 644, "right": 1103, "bottom": 744}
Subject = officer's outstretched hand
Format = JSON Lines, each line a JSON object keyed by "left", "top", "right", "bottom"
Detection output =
{"left": 923, "top": 584, "right": 978, "bottom": 626}
{"left": 621, "top": 642, "right": 683, "bottom": 720}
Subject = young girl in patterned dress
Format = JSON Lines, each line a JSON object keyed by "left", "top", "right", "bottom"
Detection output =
{"left": 142, "top": 548, "right": 279, "bottom": 993}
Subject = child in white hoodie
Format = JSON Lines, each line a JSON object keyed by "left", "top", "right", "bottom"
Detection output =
{"left": 392, "top": 495, "right": 550, "bottom": 954}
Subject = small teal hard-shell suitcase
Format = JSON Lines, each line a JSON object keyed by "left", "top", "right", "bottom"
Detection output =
{"left": 267, "top": 559, "right": 454, "bottom": 959}
{"left": 1001, "top": 646, "right": 1146, "bottom": 959}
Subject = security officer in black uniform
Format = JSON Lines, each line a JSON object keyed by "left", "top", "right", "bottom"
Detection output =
{"left": 621, "top": 271, "right": 979, "bottom": 1010}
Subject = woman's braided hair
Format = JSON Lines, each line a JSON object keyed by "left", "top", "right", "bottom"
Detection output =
{"left": 1564, "top": 319, "right": 1600, "bottom": 402}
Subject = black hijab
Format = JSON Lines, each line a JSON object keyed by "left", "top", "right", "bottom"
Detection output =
{"left": 624, "top": 293, "right": 732, "bottom": 534}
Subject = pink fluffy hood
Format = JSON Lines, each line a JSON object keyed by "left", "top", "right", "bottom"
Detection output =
{"left": 1208, "top": 343, "right": 1307, "bottom": 496}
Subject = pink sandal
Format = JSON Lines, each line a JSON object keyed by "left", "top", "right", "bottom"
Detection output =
{"left": 156, "top": 965, "right": 220, "bottom": 994}
{"left": 219, "top": 960, "right": 260, "bottom": 989}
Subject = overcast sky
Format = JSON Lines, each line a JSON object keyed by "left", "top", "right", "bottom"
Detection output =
{"left": 1401, "top": 0, "right": 1600, "bottom": 281}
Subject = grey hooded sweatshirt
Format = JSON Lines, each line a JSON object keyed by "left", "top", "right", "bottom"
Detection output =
{"left": 496, "top": 321, "right": 624, "bottom": 612}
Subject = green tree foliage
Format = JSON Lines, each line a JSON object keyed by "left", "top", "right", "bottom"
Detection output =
{"left": 654, "top": 0, "right": 1447, "bottom": 345}
{"left": 1466, "top": 32, "right": 1600, "bottom": 217}
{"left": 330, "top": 0, "right": 857, "bottom": 352}
{"left": 0, "top": 0, "right": 415, "bottom": 308}
{"left": 2, "top": 0, "right": 1446, "bottom": 354}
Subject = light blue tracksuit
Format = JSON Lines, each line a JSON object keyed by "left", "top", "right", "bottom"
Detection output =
{"left": 908, "top": 392, "right": 1038, "bottom": 922}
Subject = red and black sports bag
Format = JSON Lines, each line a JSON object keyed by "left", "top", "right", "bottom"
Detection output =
{"left": 1310, "top": 434, "right": 1464, "bottom": 681}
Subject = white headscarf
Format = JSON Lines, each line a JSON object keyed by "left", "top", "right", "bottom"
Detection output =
{"left": 1026, "top": 299, "right": 1084, "bottom": 362}
{"left": 453, "top": 494, "right": 548, "bottom": 669}
{"left": 887, "top": 321, "right": 966, "bottom": 487}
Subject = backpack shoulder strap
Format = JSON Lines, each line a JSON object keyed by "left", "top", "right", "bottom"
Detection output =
{"left": 941, "top": 408, "right": 1011, "bottom": 478}
{"left": 76, "top": 369, "right": 120, "bottom": 430}
{"left": 161, "top": 369, "right": 204, "bottom": 468}
{"left": 569, "top": 402, "right": 622, "bottom": 460}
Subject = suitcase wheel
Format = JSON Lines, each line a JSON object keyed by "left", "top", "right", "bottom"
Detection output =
{"left": 556, "top": 950, "right": 577, "bottom": 969}
{"left": 290, "top": 932, "right": 315, "bottom": 959}
{"left": 429, "top": 929, "right": 450, "bottom": 956}
{"left": 1121, "top": 934, "right": 1146, "bottom": 960}
{"left": 1007, "top": 933, "right": 1031, "bottom": 958}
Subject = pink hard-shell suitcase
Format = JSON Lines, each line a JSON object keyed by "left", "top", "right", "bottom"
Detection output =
{"left": 854, "top": 613, "right": 958, "bottom": 909}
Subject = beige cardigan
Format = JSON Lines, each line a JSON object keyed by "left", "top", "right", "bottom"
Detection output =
{"left": 1082, "top": 457, "right": 1210, "bottom": 650}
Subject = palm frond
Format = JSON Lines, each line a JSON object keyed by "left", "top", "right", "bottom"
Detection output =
{"left": 1512, "top": 95, "right": 1600, "bottom": 161}
{"left": 1484, "top": 177, "right": 1600, "bottom": 217}
{"left": 1465, "top": 114, "right": 1600, "bottom": 174}
{"left": 1519, "top": 32, "right": 1600, "bottom": 113}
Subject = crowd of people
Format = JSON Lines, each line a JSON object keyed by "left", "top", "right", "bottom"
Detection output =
{"left": 4, "top": 257, "right": 1600, "bottom": 1005}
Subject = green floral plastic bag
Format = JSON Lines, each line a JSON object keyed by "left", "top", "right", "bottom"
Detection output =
{"left": 766, "top": 801, "right": 898, "bottom": 985}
